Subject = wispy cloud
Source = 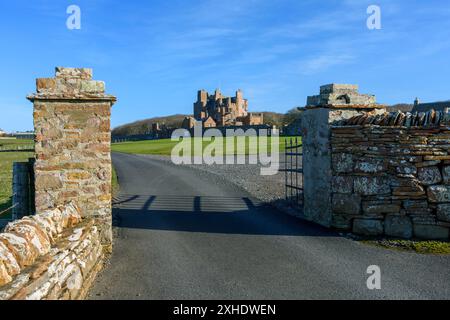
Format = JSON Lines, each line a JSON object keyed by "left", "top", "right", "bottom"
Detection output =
{"left": 298, "top": 54, "right": 356, "bottom": 75}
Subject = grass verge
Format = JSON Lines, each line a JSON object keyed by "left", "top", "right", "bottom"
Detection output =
{"left": 362, "top": 239, "right": 450, "bottom": 255}
{"left": 112, "top": 166, "right": 119, "bottom": 196}
{"left": 0, "top": 138, "right": 34, "bottom": 147}
{"left": 112, "top": 136, "right": 301, "bottom": 156}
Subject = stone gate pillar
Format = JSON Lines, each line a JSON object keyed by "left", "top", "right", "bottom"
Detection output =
{"left": 301, "top": 84, "right": 384, "bottom": 227}
{"left": 27, "top": 67, "right": 117, "bottom": 250}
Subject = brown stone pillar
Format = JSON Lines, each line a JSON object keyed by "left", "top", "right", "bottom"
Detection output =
{"left": 27, "top": 67, "right": 116, "bottom": 250}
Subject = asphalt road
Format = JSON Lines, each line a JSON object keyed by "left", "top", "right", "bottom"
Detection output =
{"left": 89, "top": 152, "right": 450, "bottom": 299}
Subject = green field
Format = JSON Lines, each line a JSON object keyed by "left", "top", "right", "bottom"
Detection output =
{"left": 0, "top": 151, "right": 34, "bottom": 218}
{"left": 0, "top": 138, "right": 34, "bottom": 147}
{"left": 112, "top": 136, "right": 301, "bottom": 156}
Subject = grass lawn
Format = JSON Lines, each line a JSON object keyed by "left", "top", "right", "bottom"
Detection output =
{"left": 112, "top": 136, "right": 301, "bottom": 156}
{"left": 0, "top": 151, "right": 34, "bottom": 218}
{"left": 0, "top": 138, "right": 34, "bottom": 147}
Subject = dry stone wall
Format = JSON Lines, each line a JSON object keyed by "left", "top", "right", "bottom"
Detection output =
{"left": 28, "top": 67, "right": 116, "bottom": 249}
{"left": 330, "top": 110, "right": 450, "bottom": 239}
{"left": 0, "top": 202, "right": 104, "bottom": 299}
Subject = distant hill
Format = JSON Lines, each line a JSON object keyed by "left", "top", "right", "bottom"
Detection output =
{"left": 259, "top": 112, "right": 285, "bottom": 127}
{"left": 112, "top": 114, "right": 189, "bottom": 136}
{"left": 112, "top": 104, "right": 421, "bottom": 137}
{"left": 387, "top": 104, "right": 414, "bottom": 112}
{"left": 112, "top": 111, "right": 287, "bottom": 136}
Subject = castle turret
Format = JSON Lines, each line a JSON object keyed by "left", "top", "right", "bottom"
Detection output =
{"left": 194, "top": 90, "right": 208, "bottom": 120}
{"left": 214, "top": 89, "right": 221, "bottom": 101}
{"left": 236, "top": 89, "right": 243, "bottom": 102}
{"left": 198, "top": 90, "right": 208, "bottom": 105}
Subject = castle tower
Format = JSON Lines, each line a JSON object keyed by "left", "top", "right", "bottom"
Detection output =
{"left": 236, "top": 89, "right": 247, "bottom": 116}
{"left": 194, "top": 90, "right": 208, "bottom": 120}
{"left": 198, "top": 90, "right": 208, "bottom": 105}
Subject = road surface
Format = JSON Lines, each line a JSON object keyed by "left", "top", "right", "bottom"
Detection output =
{"left": 89, "top": 152, "right": 450, "bottom": 299}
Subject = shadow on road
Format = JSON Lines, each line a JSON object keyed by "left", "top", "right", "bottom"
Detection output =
{"left": 112, "top": 194, "right": 336, "bottom": 237}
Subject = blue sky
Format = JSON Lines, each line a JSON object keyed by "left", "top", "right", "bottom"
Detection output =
{"left": 0, "top": 0, "right": 449, "bottom": 132}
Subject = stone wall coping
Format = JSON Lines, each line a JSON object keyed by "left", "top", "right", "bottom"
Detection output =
{"left": 27, "top": 94, "right": 117, "bottom": 104}
{"left": 305, "top": 104, "right": 386, "bottom": 110}
{"left": 0, "top": 218, "right": 102, "bottom": 300}
{"left": 0, "top": 202, "right": 82, "bottom": 287}
{"left": 331, "top": 125, "right": 450, "bottom": 130}
{"left": 26, "top": 66, "right": 117, "bottom": 105}
{"left": 336, "top": 109, "right": 450, "bottom": 127}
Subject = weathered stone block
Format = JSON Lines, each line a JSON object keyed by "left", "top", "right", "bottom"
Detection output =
{"left": 332, "top": 194, "right": 361, "bottom": 215}
{"left": 396, "top": 165, "right": 417, "bottom": 175}
{"left": 55, "top": 67, "right": 92, "bottom": 80}
{"left": 363, "top": 202, "right": 400, "bottom": 215}
{"left": 443, "top": 166, "right": 450, "bottom": 184}
{"left": 354, "top": 177, "right": 390, "bottom": 196}
{"left": 331, "top": 214, "right": 353, "bottom": 230}
{"left": 385, "top": 215, "right": 412, "bottom": 239}
{"left": 416, "top": 160, "right": 441, "bottom": 168}
{"left": 427, "top": 185, "right": 450, "bottom": 203}
{"left": 417, "top": 166, "right": 442, "bottom": 186}
{"left": 424, "top": 155, "right": 450, "bottom": 161}
{"left": 80, "top": 80, "right": 105, "bottom": 93}
{"left": 35, "top": 174, "right": 63, "bottom": 190}
{"left": 403, "top": 200, "right": 428, "bottom": 210}
{"left": 353, "top": 219, "right": 384, "bottom": 236}
{"left": 354, "top": 158, "right": 386, "bottom": 173}
{"left": 331, "top": 176, "right": 353, "bottom": 194}
{"left": 36, "top": 78, "right": 56, "bottom": 92}
{"left": 332, "top": 153, "right": 354, "bottom": 173}
{"left": 413, "top": 225, "right": 449, "bottom": 240}
{"left": 437, "top": 204, "right": 450, "bottom": 222}
{"left": 66, "top": 172, "right": 91, "bottom": 181}
{"left": 392, "top": 185, "right": 425, "bottom": 197}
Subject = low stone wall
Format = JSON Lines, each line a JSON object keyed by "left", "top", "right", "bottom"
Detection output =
{"left": 0, "top": 202, "right": 104, "bottom": 299}
{"left": 330, "top": 123, "right": 450, "bottom": 239}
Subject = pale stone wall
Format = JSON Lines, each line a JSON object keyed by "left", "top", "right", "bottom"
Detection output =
{"left": 301, "top": 106, "right": 385, "bottom": 227}
{"left": 330, "top": 110, "right": 450, "bottom": 239}
{"left": 27, "top": 67, "right": 116, "bottom": 248}
{"left": 0, "top": 202, "right": 104, "bottom": 299}
{"left": 307, "top": 84, "right": 376, "bottom": 107}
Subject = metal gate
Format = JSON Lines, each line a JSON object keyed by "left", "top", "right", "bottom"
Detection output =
{"left": 284, "top": 137, "right": 303, "bottom": 208}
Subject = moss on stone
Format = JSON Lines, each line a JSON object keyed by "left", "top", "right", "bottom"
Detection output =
{"left": 362, "top": 239, "right": 450, "bottom": 255}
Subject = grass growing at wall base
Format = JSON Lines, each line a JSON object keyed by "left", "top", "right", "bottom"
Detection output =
{"left": 112, "top": 166, "right": 119, "bottom": 196}
{"left": 112, "top": 136, "right": 301, "bottom": 156}
{"left": 362, "top": 239, "right": 450, "bottom": 255}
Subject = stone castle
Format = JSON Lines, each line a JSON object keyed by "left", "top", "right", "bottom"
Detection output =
{"left": 192, "top": 89, "right": 263, "bottom": 127}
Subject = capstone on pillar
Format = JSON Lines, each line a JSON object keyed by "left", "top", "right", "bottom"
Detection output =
{"left": 27, "top": 67, "right": 117, "bottom": 250}
{"left": 301, "top": 84, "right": 385, "bottom": 227}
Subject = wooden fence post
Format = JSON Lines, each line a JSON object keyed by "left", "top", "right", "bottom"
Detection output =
{"left": 28, "top": 158, "right": 36, "bottom": 215}
{"left": 12, "top": 162, "right": 30, "bottom": 220}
